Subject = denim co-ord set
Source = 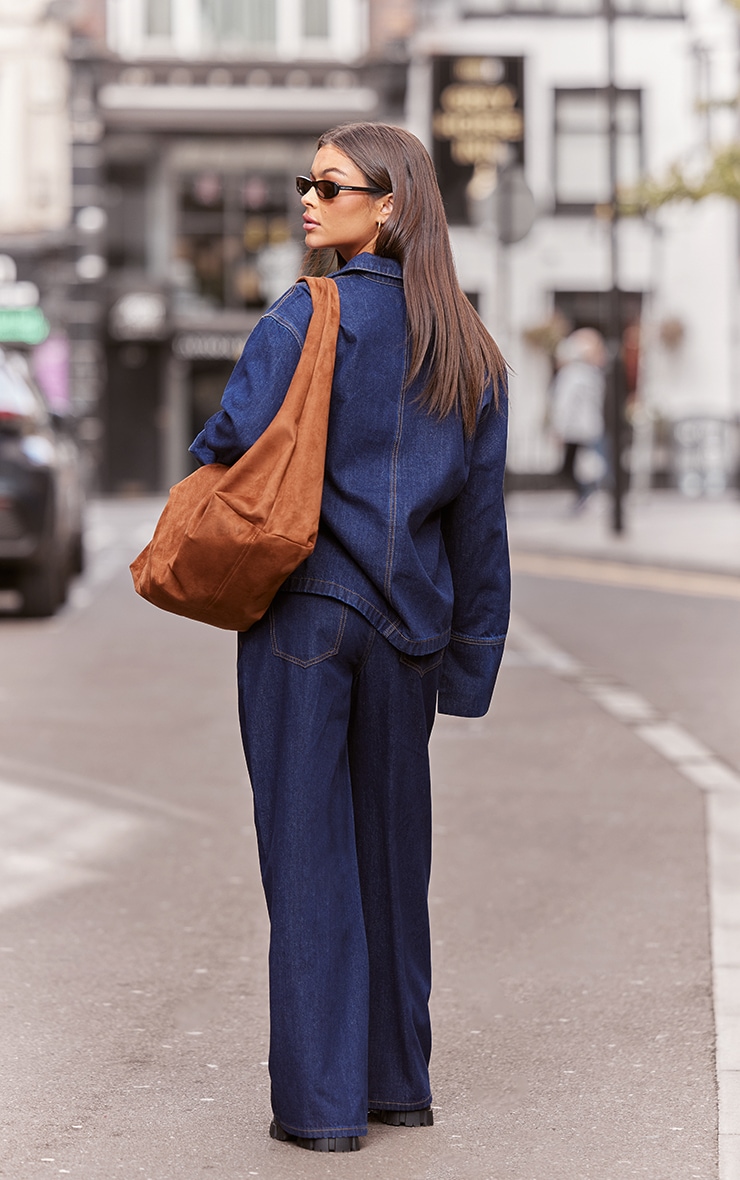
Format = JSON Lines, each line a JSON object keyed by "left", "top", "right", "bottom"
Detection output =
{"left": 190, "top": 252, "right": 510, "bottom": 1141}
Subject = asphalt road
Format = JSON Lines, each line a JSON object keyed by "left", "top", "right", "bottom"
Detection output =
{"left": 0, "top": 498, "right": 732, "bottom": 1180}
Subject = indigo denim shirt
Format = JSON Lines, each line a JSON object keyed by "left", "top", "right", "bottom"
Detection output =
{"left": 190, "top": 253, "right": 510, "bottom": 717}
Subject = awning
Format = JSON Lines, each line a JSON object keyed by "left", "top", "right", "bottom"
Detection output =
{"left": 98, "top": 84, "right": 379, "bottom": 132}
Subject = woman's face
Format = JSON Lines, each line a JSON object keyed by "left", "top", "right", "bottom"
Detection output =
{"left": 300, "top": 144, "right": 393, "bottom": 262}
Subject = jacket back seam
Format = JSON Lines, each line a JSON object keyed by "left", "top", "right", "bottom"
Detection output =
{"left": 383, "top": 336, "right": 411, "bottom": 599}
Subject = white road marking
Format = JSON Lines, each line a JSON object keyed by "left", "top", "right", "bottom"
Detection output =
{"left": 682, "top": 761, "right": 740, "bottom": 792}
{"left": 0, "top": 754, "right": 216, "bottom": 827}
{"left": 582, "top": 683, "right": 656, "bottom": 723}
{"left": 0, "top": 779, "right": 139, "bottom": 914}
{"left": 508, "top": 611, "right": 740, "bottom": 1180}
{"left": 636, "top": 721, "right": 714, "bottom": 763}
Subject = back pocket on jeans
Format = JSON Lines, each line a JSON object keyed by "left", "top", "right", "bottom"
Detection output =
{"left": 399, "top": 649, "right": 445, "bottom": 678}
{"left": 269, "top": 594, "right": 348, "bottom": 668}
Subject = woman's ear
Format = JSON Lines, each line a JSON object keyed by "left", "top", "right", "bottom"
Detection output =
{"left": 379, "top": 192, "right": 394, "bottom": 224}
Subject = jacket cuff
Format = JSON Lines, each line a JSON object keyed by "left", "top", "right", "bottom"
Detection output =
{"left": 437, "top": 636, "right": 506, "bottom": 718}
{"left": 189, "top": 433, "right": 217, "bottom": 466}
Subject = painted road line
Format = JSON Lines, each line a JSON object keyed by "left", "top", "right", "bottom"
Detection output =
{"left": 509, "top": 614, "right": 740, "bottom": 796}
{"left": 681, "top": 761, "right": 740, "bottom": 792}
{"left": 0, "top": 779, "right": 139, "bottom": 914}
{"left": 508, "top": 611, "right": 740, "bottom": 1180}
{"left": 503, "top": 614, "right": 585, "bottom": 678}
{"left": 512, "top": 551, "right": 740, "bottom": 601}
{"left": 0, "top": 754, "right": 217, "bottom": 827}
{"left": 580, "top": 682, "right": 656, "bottom": 724}
{"left": 636, "top": 721, "right": 715, "bottom": 763}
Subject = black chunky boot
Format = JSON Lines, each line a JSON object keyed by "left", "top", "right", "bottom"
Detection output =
{"left": 270, "top": 1119, "right": 361, "bottom": 1152}
{"left": 370, "top": 1107, "right": 434, "bottom": 1127}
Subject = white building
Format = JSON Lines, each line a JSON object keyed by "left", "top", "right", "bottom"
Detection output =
{"left": 407, "top": 0, "right": 740, "bottom": 483}
{"left": 0, "top": 0, "right": 70, "bottom": 236}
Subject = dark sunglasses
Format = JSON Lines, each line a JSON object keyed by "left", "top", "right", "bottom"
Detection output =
{"left": 296, "top": 175, "right": 386, "bottom": 201}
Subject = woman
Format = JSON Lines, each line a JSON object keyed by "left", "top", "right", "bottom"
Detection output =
{"left": 190, "top": 122, "right": 510, "bottom": 1152}
{"left": 551, "top": 327, "right": 607, "bottom": 510}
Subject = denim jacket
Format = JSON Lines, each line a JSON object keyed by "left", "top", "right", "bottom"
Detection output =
{"left": 190, "top": 252, "right": 510, "bottom": 717}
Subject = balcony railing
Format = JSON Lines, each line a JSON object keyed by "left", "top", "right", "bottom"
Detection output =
{"left": 463, "top": 0, "right": 684, "bottom": 17}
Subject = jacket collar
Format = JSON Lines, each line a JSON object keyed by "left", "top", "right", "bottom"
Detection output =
{"left": 332, "top": 252, "right": 403, "bottom": 282}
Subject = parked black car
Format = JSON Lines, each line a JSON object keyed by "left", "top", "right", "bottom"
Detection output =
{"left": 0, "top": 349, "right": 85, "bottom": 616}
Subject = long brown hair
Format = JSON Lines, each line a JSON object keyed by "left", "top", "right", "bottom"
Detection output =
{"left": 302, "top": 122, "right": 507, "bottom": 434}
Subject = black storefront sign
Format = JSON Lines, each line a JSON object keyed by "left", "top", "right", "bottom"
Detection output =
{"left": 432, "top": 55, "right": 525, "bottom": 225}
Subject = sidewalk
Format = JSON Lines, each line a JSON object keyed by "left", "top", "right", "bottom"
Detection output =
{"left": 506, "top": 489, "right": 740, "bottom": 577}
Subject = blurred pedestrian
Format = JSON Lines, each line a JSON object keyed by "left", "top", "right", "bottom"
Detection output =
{"left": 551, "top": 327, "right": 607, "bottom": 510}
{"left": 190, "top": 122, "right": 510, "bottom": 1152}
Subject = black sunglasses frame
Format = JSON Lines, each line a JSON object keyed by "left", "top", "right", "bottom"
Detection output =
{"left": 296, "top": 175, "right": 386, "bottom": 201}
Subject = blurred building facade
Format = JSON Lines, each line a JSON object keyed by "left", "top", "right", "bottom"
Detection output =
{"left": 63, "top": 0, "right": 412, "bottom": 493}
{"left": 0, "top": 1, "right": 74, "bottom": 418}
{"left": 408, "top": 0, "right": 740, "bottom": 490}
{"left": 2, "top": 0, "right": 737, "bottom": 495}
{"left": 0, "top": 1, "right": 70, "bottom": 237}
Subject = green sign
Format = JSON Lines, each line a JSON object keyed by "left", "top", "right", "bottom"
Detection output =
{"left": 0, "top": 307, "right": 50, "bottom": 345}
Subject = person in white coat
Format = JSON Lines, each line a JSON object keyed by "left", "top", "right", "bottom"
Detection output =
{"left": 551, "top": 328, "right": 607, "bottom": 509}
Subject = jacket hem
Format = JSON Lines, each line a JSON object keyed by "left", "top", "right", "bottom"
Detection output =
{"left": 282, "top": 577, "right": 451, "bottom": 656}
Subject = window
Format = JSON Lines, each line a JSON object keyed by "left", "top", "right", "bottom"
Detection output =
{"left": 201, "top": 0, "right": 277, "bottom": 48}
{"left": 553, "top": 289, "right": 643, "bottom": 336}
{"left": 109, "top": 0, "right": 360, "bottom": 58}
{"left": 145, "top": 0, "right": 172, "bottom": 36}
{"left": 554, "top": 88, "right": 642, "bottom": 210}
{"left": 106, "top": 164, "right": 149, "bottom": 271}
{"left": 303, "top": 0, "right": 329, "bottom": 37}
{"left": 174, "top": 169, "right": 302, "bottom": 311}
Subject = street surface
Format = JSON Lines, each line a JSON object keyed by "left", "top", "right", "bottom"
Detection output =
{"left": 0, "top": 496, "right": 737, "bottom": 1179}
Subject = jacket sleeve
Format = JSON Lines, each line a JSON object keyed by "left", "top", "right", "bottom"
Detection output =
{"left": 189, "top": 291, "right": 308, "bottom": 467}
{"left": 438, "top": 382, "right": 510, "bottom": 717}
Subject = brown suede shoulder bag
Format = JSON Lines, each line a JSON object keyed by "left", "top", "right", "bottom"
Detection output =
{"left": 130, "top": 275, "right": 340, "bottom": 631}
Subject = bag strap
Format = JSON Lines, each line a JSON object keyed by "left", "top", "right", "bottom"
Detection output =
{"left": 296, "top": 275, "right": 340, "bottom": 354}
{"left": 271, "top": 275, "right": 339, "bottom": 421}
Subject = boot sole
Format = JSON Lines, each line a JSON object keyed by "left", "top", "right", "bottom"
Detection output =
{"left": 370, "top": 1107, "right": 434, "bottom": 1127}
{"left": 270, "top": 1119, "right": 360, "bottom": 1152}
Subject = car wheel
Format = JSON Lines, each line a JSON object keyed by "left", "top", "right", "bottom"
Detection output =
{"left": 18, "top": 554, "right": 64, "bottom": 617}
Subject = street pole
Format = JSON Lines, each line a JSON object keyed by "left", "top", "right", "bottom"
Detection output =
{"left": 605, "top": 0, "right": 627, "bottom": 533}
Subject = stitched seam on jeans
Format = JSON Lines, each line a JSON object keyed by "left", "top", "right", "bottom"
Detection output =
{"left": 274, "top": 1117, "right": 366, "bottom": 1136}
{"left": 265, "top": 308, "right": 304, "bottom": 349}
{"left": 399, "top": 651, "right": 444, "bottom": 678}
{"left": 450, "top": 633, "right": 507, "bottom": 646}
{"left": 333, "top": 271, "right": 402, "bottom": 289}
{"left": 367, "top": 1094, "right": 433, "bottom": 1108}
{"left": 269, "top": 603, "right": 347, "bottom": 667}
{"left": 286, "top": 578, "right": 450, "bottom": 647}
{"left": 354, "top": 623, "right": 377, "bottom": 678}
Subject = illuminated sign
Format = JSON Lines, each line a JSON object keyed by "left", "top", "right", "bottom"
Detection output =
{"left": 432, "top": 56, "right": 525, "bottom": 225}
{"left": 173, "top": 332, "right": 245, "bottom": 361}
{"left": 0, "top": 307, "right": 50, "bottom": 345}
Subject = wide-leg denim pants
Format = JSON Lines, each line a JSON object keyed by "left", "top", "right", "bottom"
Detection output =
{"left": 236, "top": 591, "right": 442, "bottom": 1140}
